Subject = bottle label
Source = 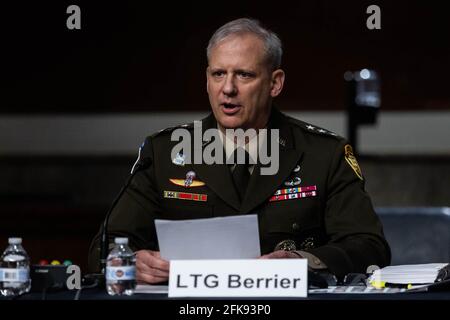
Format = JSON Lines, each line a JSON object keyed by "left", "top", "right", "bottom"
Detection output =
{"left": 0, "top": 268, "right": 29, "bottom": 283}
{"left": 106, "top": 266, "right": 135, "bottom": 281}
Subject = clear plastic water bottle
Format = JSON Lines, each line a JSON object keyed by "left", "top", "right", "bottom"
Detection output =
{"left": 106, "top": 237, "right": 136, "bottom": 296}
{"left": 0, "top": 238, "right": 31, "bottom": 297}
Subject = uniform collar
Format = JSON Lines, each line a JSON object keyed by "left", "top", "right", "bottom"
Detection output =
{"left": 217, "top": 125, "right": 261, "bottom": 165}
{"left": 194, "top": 107, "right": 303, "bottom": 212}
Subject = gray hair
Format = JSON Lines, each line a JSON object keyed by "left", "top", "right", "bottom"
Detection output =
{"left": 206, "top": 18, "right": 283, "bottom": 71}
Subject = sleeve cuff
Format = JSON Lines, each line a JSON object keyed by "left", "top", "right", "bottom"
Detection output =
{"left": 297, "top": 250, "right": 328, "bottom": 270}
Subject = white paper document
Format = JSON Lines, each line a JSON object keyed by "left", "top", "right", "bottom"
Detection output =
{"left": 309, "top": 286, "right": 407, "bottom": 294}
{"left": 155, "top": 214, "right": 261, "bottom": 260}
{"left": 368, "top": 263, "right": 448, "bottom": 284}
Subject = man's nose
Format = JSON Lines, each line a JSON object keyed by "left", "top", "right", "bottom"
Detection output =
{"left": 222, "top": 75, "right": 237, "bottom": 96}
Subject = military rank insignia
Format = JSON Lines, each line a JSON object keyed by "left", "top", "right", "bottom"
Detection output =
{"left": 164, "top": 191, "right": 207, "bottom": 202}
{"left": 344, "top": 144, "right": 363, "bottom": 180}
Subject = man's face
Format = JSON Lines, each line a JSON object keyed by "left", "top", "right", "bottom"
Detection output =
{"left": 207, "top": 33, "right": 284, "bottom": 130}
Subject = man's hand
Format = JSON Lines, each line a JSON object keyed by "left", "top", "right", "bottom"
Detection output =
{"left": 259, "top": 250, "right": 304, "bottom": 259}
{"left": 135, "top": 250, "right": 170, "bottom": 284}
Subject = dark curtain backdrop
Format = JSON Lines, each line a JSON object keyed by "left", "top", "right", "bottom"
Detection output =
{"left": 2, "top": 1, "right": 449, "bottom": 113}
{"left": 1, "top": 0, "right": 449, "bottom": 272}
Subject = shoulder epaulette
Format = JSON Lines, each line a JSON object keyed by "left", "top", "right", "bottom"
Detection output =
{"left": 151, "top": 122, "right": 195, "bottom": 137}
{"left": 287, "top": 116, "right": 341, "bottom": 139}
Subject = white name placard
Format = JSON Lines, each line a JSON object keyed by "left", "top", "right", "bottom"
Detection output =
{"left": 168, "top": 259, "right": 307, "bottom": 297}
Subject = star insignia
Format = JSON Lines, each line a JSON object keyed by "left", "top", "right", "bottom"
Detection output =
{"left": 306, "top": 125, "right": 315, "bottom": 130}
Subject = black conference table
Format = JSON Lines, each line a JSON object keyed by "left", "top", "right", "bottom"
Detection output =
{"left": 2, "top": 288, "right": 449, "bottom": 318}
{"left": 9, "top": 288, "right": 450, "bottom": 300}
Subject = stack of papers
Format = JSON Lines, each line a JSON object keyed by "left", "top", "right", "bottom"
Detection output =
{"left": 368, "top": 263, "right": 448, "bottom": 285}
{"left": 309, "top": 286, "right": 407, "bottom": 294}
{"left": 155, "top": 215, "right": 261, "bottom": 260}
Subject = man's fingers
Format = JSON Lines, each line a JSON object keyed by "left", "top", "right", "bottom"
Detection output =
{"left": 135, "top": 251, "right": 170, "bottom": 284}
{"left": 258, "top": 250, "right": 296, "bottom": 259}
{"left": 136, "top": 271, "right": 168, "bottom": 284}
{"left": 136, "top": 250, "right": 170, "bottom": 271}
{"left": 153, "top": 258, "right": 170, "bottom": 272}
{"left": 136, "top": 260, "right": 169, "bottom": 277}
{"left": 258, "top": 252, "right": 278, "bottom": 259}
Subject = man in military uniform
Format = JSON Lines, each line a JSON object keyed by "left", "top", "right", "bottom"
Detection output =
{"left": 88, "top": 18, "right": 390, "bottom": 283}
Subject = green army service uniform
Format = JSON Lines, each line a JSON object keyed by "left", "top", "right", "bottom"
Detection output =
{"left": 89, "top": 108, "right": 390, "bottom": 279}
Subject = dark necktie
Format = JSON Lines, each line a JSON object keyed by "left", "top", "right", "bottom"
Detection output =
{"left": 231, "top": 148, "right": 250, "bottom": 202}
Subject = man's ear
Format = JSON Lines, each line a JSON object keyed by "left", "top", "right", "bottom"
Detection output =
{"left": 270, "top": 69, "right": 285, "bottom": 98}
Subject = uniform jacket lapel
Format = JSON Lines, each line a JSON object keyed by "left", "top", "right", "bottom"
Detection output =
{"left": 241, "top": 108, "right": 304, "bottom": 213}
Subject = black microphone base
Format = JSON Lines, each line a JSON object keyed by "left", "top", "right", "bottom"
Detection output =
{"left": 83, "top": 273, "right": 106, "bottom": 289}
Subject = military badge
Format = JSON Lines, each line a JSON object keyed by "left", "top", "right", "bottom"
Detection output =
{"left": 269, "top": 191, "right": 317, "bottom": 202}
{"left": 284, "top": 176, "right": 301, "bottom": 187}
{"left": 169, "top": 170, "right": 206, "bottom": 188}
{"left": 184, "top": 171, "right": 196, "bottom": 187}
{"left": 274, "top": 185, "right": 317, "bottom": 196}
{"left": 172, "top": 152, "right": 185, "bottom": 166}
{"left": 169, "top": 179, "right": 206, "bottom": 187}
{"left": 344, "top": 144, "right": 363, "bottom": 180}
{"left": 163, "top": 190, "right": 207, "bottom": 202}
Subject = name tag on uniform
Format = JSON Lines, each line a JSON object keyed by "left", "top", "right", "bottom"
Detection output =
{"left": 169, "top": 259, "right": 308, "bottom": 297}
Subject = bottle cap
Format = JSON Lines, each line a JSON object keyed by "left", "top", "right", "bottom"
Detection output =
{"left": 39, "top": 259, "right": 49, "bottom": 265}
{"left": 63, "top": 260, "right": 73, "bottom": 266}
{"left": 8, "top": 237, "right": 22, "bottom": 244}
{"left": 114, "top": 237, "right": 129, "bottom": 245}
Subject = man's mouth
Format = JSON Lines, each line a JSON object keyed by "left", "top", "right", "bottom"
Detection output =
{"left": 221, "top": 103, "right": 241, "bottom": 115}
